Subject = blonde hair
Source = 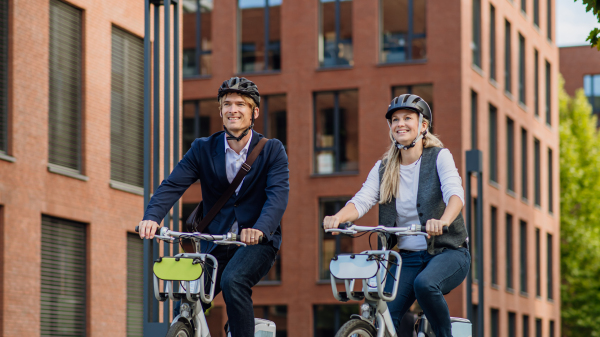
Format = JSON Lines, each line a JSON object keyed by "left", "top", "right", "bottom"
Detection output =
{"left": 379, "top": 123, "right": 444, "bottom": 204}
{"left": 218, "top": 92, "right": 257, "bottom": 113}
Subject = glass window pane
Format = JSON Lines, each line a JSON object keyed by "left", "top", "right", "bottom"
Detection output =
{"left": 183, "top": 101, "right": 197, "bottom": 155}
{"left": 240, "top": 0, "right": 266, "bottom": 72}
{"left": 381, "top": 0, "right": 425, "bottom": 63}
{"left": 199, "top": 99, "right": 218, "bottom": 135}
{"left": 338, "top": 90, "right": 358, "bottom": 172}
{"left": 268, "top": 95, "right": 287, "bottom": 147}
{"left": 584, "top": 74, "right": 592, "bottom": 96}
{"left": 319, "top": 199, "right": 352, "bottom": 280}
{"left": 183, "top": 0, "right": 212, "bottom": 76}
{"left": 254, "top": 306, "right": 287, "bottom": 336}
{"left": 320, "top": 0, "right": 353, "bottom": 67}
{"left": 593, "top": 74, "right": 600, "bottom": 96}
{"left": 315, "top": 92, "right": 335, "bottom": 174}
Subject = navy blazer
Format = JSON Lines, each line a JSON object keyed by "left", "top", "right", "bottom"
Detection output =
{"left": 143, "top": 130, "right": 289, "bottom": 252}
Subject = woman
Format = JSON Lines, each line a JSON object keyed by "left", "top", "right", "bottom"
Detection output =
{"left": 323, "top": 94, "right": 470, "bottom": 337}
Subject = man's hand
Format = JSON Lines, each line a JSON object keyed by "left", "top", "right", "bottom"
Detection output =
{"left": 138, "top": 220, "right": 160, "bottom": 239}
{"left": 425, "top": 219, "right": 449, "bottom": 238}
{"left": 240, "top": 228, "right": 264, "bottom": 245}
{"left": 323, "top": 215, "right": 342, "bottom": 235}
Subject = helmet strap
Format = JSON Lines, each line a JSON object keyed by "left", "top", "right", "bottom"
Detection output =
{"left": 222, "top": 109, "right": 256, "bottom": 141}
{"left": 389, "top": 114, "right": 428, "bottom": 151}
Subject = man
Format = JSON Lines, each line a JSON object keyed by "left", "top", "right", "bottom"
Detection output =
{"left": 138, "top": 77, "right": 289, "bottom": 337}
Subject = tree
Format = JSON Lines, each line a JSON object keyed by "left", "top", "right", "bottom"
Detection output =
{"left": 560, "top": 77, "right": 600, "bottom": 336}
{"left": 575, "top": 0, "right": 600, "bottom": 50}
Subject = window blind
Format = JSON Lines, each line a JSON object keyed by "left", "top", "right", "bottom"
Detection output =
{"left": 48, "top": 0, "right": 82, "bottom": 171}
{"left": 111, "top": 27, "right": 144, "bottom": 188}
{"left": 41, "top": 215, "right": 86, "bottom": 337}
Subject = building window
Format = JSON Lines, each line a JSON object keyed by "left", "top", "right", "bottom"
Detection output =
{"left": 547, "top": 233, "right": 553, "bottom": 300}
{"left": 314, "top": 90, "right": 358, "bottom": 174}
{"left": 520, "top": 220, "right": 528, "bottom": 294}
{"left": 392, "top": 84, "right": 434, "bottom": 130}
{"left": 583, "top": 74, "right": 600, "bottom": 126}
{"left": 471, "top": 90, "right": 478, "bottom": 148}
{"left": 506, "top": 213, "right": 513, "bottom": 290}
{"left": 535, "top": 228, "right": 541, "bottom": 297}
{"left": 239, "top": 0, "right": 281, "bottom": 73}
{"left": 546, "top": 0, "right": 552, "bottom": 40}
{"left": 182, "top": 0, "right": 212, "bottom": 76}
{"left": 111, "top": 27, "right": 145, "bottom": 188}
{"left": 41, "top": 215, "right": 86, "bottom": 336}
{"left": 536, "top": 318, "right": 542, "bottom": 337}
{"left": 504, "top": 20, "right": 512, "bottom": 95}
{"left": 489, "top": 104, "right": 498, "bottom": 183}
{"left": 49, "top": 0, "right": 82, "bottom": 172}
{"left": 260, "top": 252, "right": 282, "bottom": 283}
{"left": 489, "top": 5, "right": 496, "bottom": 81}
{"left": 127, "top": 233, "right": 143, "bottom": 337}
{"left": 0, "top": 0, "right": 7, "bottom": 154}
{"left": 252, "top": 94, "right": 287, "bottom": 149}
{"left": 314, "top": 304, "right": 359, "bottom": 337}
{"left": 550, "top": 320, "right": 555, "bottom": 337}
{"left": 523, "top": 315, "right": 530, "bottom": 337}
{"left": 545, "top": 60, "right": 551, "bottom": 125}
{"left": 518, "top": 34, "right": 526, "bottom": 104}
{"left": 507, "top": 117, "right": 514, "bottom": 192}
{"left": 380, "top": 0, "right": 426, "bottom": 63}
{"left": 534, "top": 49, "right": 539, "bottom": 117}
{"left": 521, "top": 128, "right": 528, "bottom": 200}
{"left": 534, "top": 138, "right": 540, "bottom": 207}
{"left": 254, "top": 305, "right": 287, "bottom": 337}
{"left": 491, "top": 206, "right": 498, "bottom": 285}
{"left": 548, "top": 148, "right": 553, "bottom": 213}
{"left": 521, "top": 0, "right": 527, "bottom": 13}
{"left": 533, "top": 0, "right": 539, "bottom": 27}
{"left": 319, "top": 198, "right": 353, "bottom": 279}
{"left": 319, "top": 0, "right": 353, "bottom": 67}
{"left": 508, "top": 312, "right": 516, "bottom": 337}
{"left": 182, "top": 100, "right": 218, "bottom": 155}
{"left": 472, "top": 0, "right": 481, "bottom": 68}
{"left": 491, "top": 308, "right": 499, "bottom": 337}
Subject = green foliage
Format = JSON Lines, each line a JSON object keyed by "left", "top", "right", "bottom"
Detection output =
{"left": 560, "top": 77, "right": 600, "bottom": 336}
{"left": 575, "top": 0, "right": 600, "bottom": 49}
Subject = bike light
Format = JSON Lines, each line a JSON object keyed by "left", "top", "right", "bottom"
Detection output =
{"left": 361, "top": 303, "right": 371, "bottom": 319}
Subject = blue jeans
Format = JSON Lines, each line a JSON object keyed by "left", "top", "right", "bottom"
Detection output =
{"left": 203, "top": 243, "right": 277, "bottom": 337}
{"left": 386, "top": 247, "right": 470, "bottom": 337}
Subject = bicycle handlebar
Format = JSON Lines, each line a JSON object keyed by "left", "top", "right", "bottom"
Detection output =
{"left": 135, "top": 226, "right": 268, "bottom": 245}
{"left": 326, "top": 223, "right": 448, "bottom": 235}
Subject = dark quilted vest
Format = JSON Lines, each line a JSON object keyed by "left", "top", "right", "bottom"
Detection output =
{"left": 378, "top": 147, "right": 468, "bottom": 255}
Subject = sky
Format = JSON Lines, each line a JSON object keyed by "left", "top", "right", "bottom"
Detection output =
{"left": 556, "top": 0, "right": 600, "bottom": 47}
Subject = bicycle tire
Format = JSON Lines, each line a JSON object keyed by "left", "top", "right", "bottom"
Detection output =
{"left": 334, "top": 319, "right": 377, "bottom": 337}
{"left": 166, "top": 321, "right": 194, "bottom": 337}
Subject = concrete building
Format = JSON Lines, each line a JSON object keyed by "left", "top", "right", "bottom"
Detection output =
{"left": 560, "top": 45, "right": 600, "bottom": 126}
{"left": 0, "top": 0, "right": 560, "bottom": 336}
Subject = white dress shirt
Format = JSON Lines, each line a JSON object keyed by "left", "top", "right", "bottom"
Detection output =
{"left": 348, "top": 149, "right": 464, "bottom": 251}
{"left": 224, "top": 132, "right": 252, "bottom": 234}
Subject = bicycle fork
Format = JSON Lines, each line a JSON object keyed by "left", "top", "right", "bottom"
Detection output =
{"left": 356, "top": 300, "right": 397, "bottom": 337}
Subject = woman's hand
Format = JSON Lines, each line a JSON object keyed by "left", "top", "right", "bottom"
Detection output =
{"left": 323, "top": 215, "right": 342, "bottom": 235}
{"left": 425, "top": 219, "right": 449, "bottom": 238}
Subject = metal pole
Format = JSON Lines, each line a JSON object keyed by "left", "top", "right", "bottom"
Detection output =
{"left": 476, "top": 170, "right": 484, "bottom": 337}
{"left": 152, "top": 2, "right": 161, "bottom": 323}
{"left": 143, "top": 0, "right": 152, "bottom": 325}
{"left": 465, "top": 171, "right": 472, "bottom": 325}
{"left": 173, "top": 0, "right": 180, "bottom": 246}
{"left": 264, "top": 0, "right": 270, "bottom": 70}
{"left": 163, "top": 0, "right": 171, "bottom": 322}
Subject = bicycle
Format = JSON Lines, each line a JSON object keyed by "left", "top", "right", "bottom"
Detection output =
{"left": 135, "top": 226, "right": 277, "bottom": 337}
{"left": 325, "top": 223, "right": 472, "bottom": 337}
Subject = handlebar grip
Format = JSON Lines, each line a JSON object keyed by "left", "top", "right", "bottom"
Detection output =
{"left": 338, "top": 222, "right": 352, "bottom": 229}
{"left": 419, "top": 225, "right": 449, "bottom": 234}
{"left": 135, "top": 226, "right": 160, "bottom": 234}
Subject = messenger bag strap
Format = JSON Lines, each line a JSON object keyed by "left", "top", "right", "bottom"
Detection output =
{"left": 196, "top": 137, "right": 269, "bottom": 233}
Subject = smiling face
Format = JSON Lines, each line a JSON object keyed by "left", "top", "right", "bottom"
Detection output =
{"left": 389, "top": 109, "right": 428, "bottom": 145}
{"left": 220, "top": 93, "right": 259, "bottom": 136}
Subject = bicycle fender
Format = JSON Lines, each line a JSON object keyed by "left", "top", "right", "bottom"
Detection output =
{"left": 171, "top": 315, "right": 193, "bottom": 329}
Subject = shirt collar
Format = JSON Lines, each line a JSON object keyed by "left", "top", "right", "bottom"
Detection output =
{"left": 224, "top": 130, "right": 253, "bottom": 154}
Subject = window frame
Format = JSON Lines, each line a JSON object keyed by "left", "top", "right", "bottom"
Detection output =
{"left": 534, "top": 49, "right": 539, "bottom": 117}
{"left": 521, "top": 128, "right": 528, "bottom": 201}
{"left": 489, "top": 104, "right": 498, "bottom": 183}
{"left": 491, "top": 206, "right": 498, "bottom": 285}
{"left": 238, "top": 0, "right": 281, "bottom": 73}
{"left": 548, "top": 147, "right": 553, "bottom": 213}
{"left": 545, "top": 60, "right": 551, "bottom": 125}
{"left": 472, "top": 0, "right": 482, "bottom": 68}
{"left": 506, "top": 117, "right": 515, "bottom": 192}
{"left": 504, "top": 20, "right": 512, "bottom": 95}
{"left": 506, "top": 213, "right": 514, "bottom": 290}
{"left": 518, "top": 33, "right": 526, "bottom": 105}
{"left": 318, "top": 197, "right": 353, "bottom": 280}
{"left": 547, "top": 233, "right": 553, "bottom": 300}
{"left": 489, "top": 4, "right": 496, "bottom": 81}
{"left": 519, "top": 220, "right": 528, "bottom": 294}
{"left": 534, "top": 138, "right": 541, "bottom": 207}
{"left": 319, "top": 0, "right": 353, "bottom": 68}
{"left": 379, "top": 0, "right": 427, "bottom": 64}
{"left": 183, "top": 0, "right": 212, "bottom": 77}
{"left": 535, "top": 227, "right": 541, "bottom": 297}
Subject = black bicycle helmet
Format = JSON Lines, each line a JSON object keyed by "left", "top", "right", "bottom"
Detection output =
{"left": 385, "top": 94, "right": 432, "bottom": 127}
{"left": 386, "top": 94, "right": 432, "bottom": 150}
{"left": 217, "top": 77, "right": 260, "bottom": 107}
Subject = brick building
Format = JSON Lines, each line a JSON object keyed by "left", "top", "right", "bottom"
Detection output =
{"left": 559, "top": 45, "right": 600, "bottom": 126}
{"left": 0, "top": 0, "right": 560, "bottom": 337}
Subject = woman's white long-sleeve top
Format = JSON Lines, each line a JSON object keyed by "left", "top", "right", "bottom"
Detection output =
{"left": 348, "top": 148, "right": 465, "bottom": 251}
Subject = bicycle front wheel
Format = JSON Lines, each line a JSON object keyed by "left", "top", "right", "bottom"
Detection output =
{"left": 334, "top": 319, "right": 377, "bottom": 337}
{"left": 166, "top": 321, "right": 194, "bottom": 337}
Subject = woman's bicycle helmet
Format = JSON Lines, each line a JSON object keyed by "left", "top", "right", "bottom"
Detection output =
{"left": 217, "top": 77, "right": 260, "bottom": 141}
{"left": 386, "top": 94, "right": 432, "bottom": 150}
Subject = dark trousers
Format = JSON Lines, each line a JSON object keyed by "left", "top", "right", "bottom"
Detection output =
{"left": 198, "top": 243, "right": 278, "bottom": 337}
{"left": 386, "top": 247, "right": 470, "bottom": 337}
